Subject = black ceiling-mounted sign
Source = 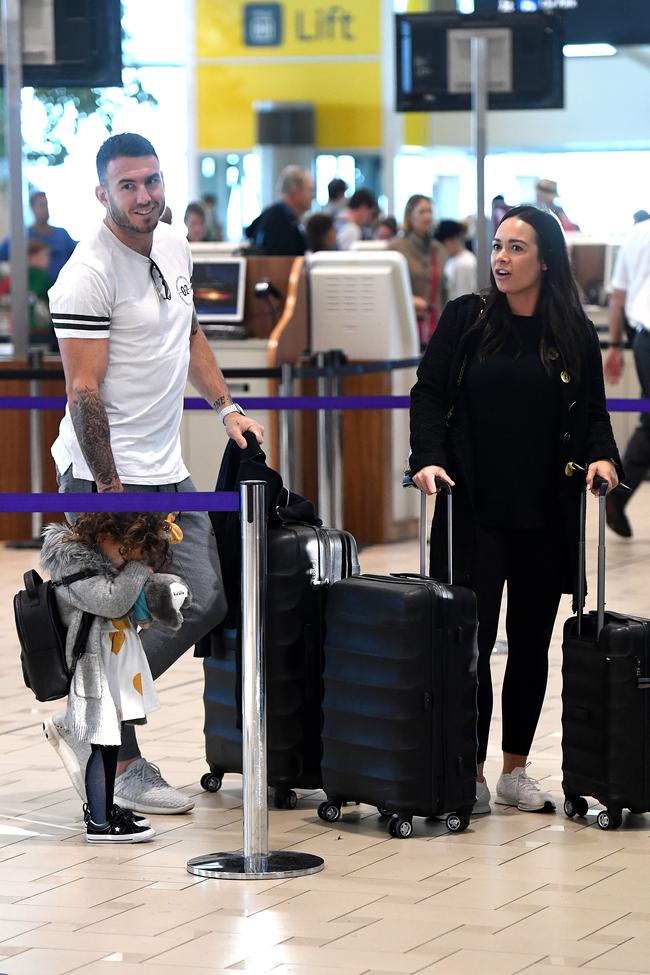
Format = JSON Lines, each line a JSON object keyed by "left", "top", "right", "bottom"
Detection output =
{"left": 1, "top": 0, "right": 122, "bottom": 88}
{"left": 473, "top": 0, "right": 650, "bottom": 47}
{"left": 396, "top": 11, "right": 564, "bottom": 113}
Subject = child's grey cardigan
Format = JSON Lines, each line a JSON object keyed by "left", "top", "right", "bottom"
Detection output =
{"left": 41, "top": 522, "right": 152, "bottom": 746}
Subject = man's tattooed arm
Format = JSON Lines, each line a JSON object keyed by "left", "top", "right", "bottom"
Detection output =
{"left": 70, "top": 385, "right": 122, "bottom": 492}
{"left": 190, "top": 308, "right": 200, "bottom": 338}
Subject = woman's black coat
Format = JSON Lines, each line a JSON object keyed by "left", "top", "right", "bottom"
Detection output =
{"left": 409, "top": 294, "right": 622, "bottom": 603}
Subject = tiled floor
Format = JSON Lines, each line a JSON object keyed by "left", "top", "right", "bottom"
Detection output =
{"left": 0, "top": 487, "right": 649, "bottom": 975}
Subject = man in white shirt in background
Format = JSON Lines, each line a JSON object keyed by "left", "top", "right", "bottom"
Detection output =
{"left": 45, "top": 132, "right": 264, "bottom": 815}
{"left": 434, "top": 219, "right": 478, "bottom": 302}
{"left": 335, "top": 188, "right": 378, "bottom": 250}
{"left": 604, "top": 217, "right": 650, "bottom": 537}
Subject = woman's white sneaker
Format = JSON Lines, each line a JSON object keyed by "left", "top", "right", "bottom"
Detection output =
{"left": 473, "top": 778, "right": 491, "bottom": 815}
{"left": 495, "top": 765, "right": 555, "bottom": 812}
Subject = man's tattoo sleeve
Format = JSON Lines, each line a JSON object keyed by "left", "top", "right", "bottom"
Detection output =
{"left": 70, "top": 386, "right": 121, "bottom": 491}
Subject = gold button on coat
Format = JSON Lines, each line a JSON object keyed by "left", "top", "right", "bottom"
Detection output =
{"left": 560, "top": 370, "right": 571, "bottom": 384}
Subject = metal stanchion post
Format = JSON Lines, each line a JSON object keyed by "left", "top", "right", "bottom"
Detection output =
{"left": 29, "top": 348, "right": 44, "bottom": 542}
{"left": 278, "top": 362, "right": 295, "bottom": 490}
{"left": 187, "top": 481, "right": 324, "bottom": 880}
{"left": 7, "top": 348, "right": 45, "bottom": 549}
{"left": 315, "top": 351, "right": 332, "bottom": 526}
{"left": 330, "top": 351, "right": 344, "bottom": 530}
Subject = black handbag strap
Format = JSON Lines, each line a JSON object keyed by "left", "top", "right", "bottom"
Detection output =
{"left": 445, "top": 293, "right": 487, "bottom": 426}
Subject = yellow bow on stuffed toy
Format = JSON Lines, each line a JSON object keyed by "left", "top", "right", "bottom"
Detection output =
{"left": 165, "top": 512, "right": 183, "bottom": 544}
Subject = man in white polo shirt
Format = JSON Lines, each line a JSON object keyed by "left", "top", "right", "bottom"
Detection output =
{"left": 604, "top": 217, "right": 650, "bottom": 537}
{"left": 44, "top": 133, "right": 264, "bottom": 815}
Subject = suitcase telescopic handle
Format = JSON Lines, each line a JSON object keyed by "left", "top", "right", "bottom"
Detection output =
{"left": 576, "top": 468, "right": 609, "bottom": 638}
{"left": 402, "top": 472, "right": 453, "bottom": 584}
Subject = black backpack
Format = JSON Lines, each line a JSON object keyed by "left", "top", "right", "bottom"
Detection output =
{"left": 14, "top": 569, "right": 95, "bottom": 702}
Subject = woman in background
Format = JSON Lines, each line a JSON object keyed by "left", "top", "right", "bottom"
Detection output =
{"left": 391, "top": 194, "right": 444, "bottom": 349}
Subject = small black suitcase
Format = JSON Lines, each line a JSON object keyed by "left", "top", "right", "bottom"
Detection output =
{"left": 319, "top": 484, "right": 479, "bottom": 837}
{"left": 562, "top": 478, "right": 650, "bottom": 830}
{"left": 200, "top": 435, "right": 359, "bottom": 808}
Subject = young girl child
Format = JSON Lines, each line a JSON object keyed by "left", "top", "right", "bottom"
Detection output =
{"left": 41, "top": 512, "right": 190, "bottom": 844}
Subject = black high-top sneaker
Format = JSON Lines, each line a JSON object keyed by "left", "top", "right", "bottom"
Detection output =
{"left": 82, "top": 802, "right": 151, "bottom": 830}
{"left": 85, "top": 807, "right": 155, "bottom": 844}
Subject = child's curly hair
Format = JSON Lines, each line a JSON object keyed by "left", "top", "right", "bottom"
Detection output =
{"left": 67, "top": 512, "right": 172, "bottom": 570}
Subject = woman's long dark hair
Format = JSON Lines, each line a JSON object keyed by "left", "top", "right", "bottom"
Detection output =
{"left": 474, "top": 205, "right": 589, "bottom": 378}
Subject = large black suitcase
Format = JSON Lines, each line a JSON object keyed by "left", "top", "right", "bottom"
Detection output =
{"left": 562, "top": 478, "right": 650, "bottom": 830}
{"left": 319, "top": 484, "right": 479, "bottom": 837}
{"left": 200, "top": 435, "right": 359, "bottom": 808}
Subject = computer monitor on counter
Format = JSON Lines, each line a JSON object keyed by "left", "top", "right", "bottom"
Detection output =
{"left": 309, "top": 250, "right": 419, "bottom": 360}
{"left": 189, "top": 246, "right": 246, "bottom": 324}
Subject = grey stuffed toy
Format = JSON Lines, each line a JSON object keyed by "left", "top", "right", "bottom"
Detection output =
{"left": 143, "top": 573, "right": 192, "bottom": 631}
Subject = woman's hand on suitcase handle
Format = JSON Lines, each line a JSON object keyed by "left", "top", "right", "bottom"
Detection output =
{"left": 412, "top": 465, "right": 455, "bottom": 496}
{"left": 586, "top": 460, "right": 618, "bottom": 496}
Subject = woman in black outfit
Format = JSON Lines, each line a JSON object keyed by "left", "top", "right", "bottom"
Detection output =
{"left": 409, "top": 206, "right": 621, "bottom": 815}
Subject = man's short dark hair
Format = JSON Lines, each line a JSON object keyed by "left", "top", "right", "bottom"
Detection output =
{"left": 29, "top": 190, "right": 46, "bottom": 206}
{"left": 434, "top": 219, "right": 466, "bottom": 243}
{"left": 96, "top": 133, "right": 158, "bottom": 184}
{"left": 348, "top": 188, "right": 377, "bottom": 211}
{"left": 327, "top": 178, "right": 347, "bottom": 202}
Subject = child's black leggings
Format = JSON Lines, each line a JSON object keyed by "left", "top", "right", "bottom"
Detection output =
{"left": 85, "top": 744, "right": 119, "bottom": 826}
{"left": 470, "top": 524, "right": 564, "bottom": 765}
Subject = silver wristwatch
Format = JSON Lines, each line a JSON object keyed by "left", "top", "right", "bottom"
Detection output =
{"left": 217, "top": 402, "right": 245, "bottom": 424}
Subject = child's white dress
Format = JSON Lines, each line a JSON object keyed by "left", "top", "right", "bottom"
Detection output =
{"left": 99, "top": 616, "right": 159, "bottom": 724}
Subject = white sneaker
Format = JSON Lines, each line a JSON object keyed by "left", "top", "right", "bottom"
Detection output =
{"left": 473, "top": 778, "right": 491, "bottom": 815}
{"left": 43, "top": 713, "right": 90, "bottom": 801}
{"left": 495, "top": 764, "right": 555, "bottom": 812}
{"left": 113, "top": 758, "right": 195, "bottom": 815}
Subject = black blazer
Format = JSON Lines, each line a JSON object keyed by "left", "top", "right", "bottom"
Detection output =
{"left": 409, "top": 294, "right": 622, "bottom": 600}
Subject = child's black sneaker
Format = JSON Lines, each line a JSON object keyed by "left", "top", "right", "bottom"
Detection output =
{"left": 110, "top": 804, "right": 151, "bottom": 829}
{"left": 85, "top": 809, "right": 155, "bottom": 844}
{"left": 83, "top": 802, "right": 150, "bottom": 829}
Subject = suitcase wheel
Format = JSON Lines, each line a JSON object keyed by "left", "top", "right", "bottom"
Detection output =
{"left": 445, "top": 810, "right": 470, "bottom": 834}
{"left": 377, "top": 806, "right": 392, "bottom": 819}
{"left": 388, "top": 816, "right": 413, "bottom": 839}
{"left": 273, "top": 789, "right": 298, "bottom": 810}
{"left": 318, "top": 801, "right": 341, "bottom": 823}
{"left": 200, "top": 772, "right": 223, "bottom": 793}
{"left": 597, "top": 809, "right": 622, "bottom": 831}
{"left": 563, "top": 796, "right": 588, "bottom": 819}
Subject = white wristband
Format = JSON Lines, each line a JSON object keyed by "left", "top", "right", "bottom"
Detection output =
{"left": 217, "top": 402, "right": 245, "bottom": 424}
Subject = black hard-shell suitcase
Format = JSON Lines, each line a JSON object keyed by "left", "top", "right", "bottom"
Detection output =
{"left": 319, "top": 484, "right": 479, "bottom": 837}
{"left": 562, "top": 477, "right": 650, "bottom": 830}
{"left": 200, "top": 434, "right": 359, "bottom": 808}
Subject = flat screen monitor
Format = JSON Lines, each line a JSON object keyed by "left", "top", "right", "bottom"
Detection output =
{"left": 396, "top": 11, "right": 564, "bottom": 112}
{"left": 190, "top": 253, "right": 246, "bottom": 324}
{"left": 309, "top": 251, "right": 419, "bottom": 360}
{"left": 473, "top": 0, "right": 650, "bottom": 47}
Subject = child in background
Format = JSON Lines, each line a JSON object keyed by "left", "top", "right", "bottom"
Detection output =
{"left": 40, "top": 512, "right": 190, "bottom": 844}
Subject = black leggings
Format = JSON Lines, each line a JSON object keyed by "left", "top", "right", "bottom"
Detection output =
{"left": 85, "top": 744, "right": 119, "bottom": 826}
{"left": 470, "top": 524, "right": 563, "bottom": 765}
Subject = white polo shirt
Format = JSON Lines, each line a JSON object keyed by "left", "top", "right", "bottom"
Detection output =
{"left": 611, "top": 220, "right": 650, "bottom": 329}
{"left": 50, "top": 221, "right": 194, "bottom": 484}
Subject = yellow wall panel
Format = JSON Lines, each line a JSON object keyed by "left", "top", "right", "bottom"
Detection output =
{"left": 197, "top": 0, "right": 381, "bottom": 59}
{"left": 198, "top": 61, "right": 381, "bottom": 150}
{"left": 404, "top": 114, "right": 430, "bottom": 147}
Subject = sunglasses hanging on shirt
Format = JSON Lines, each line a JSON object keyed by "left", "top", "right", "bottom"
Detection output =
{"left": 149, "top": 257, "right": 171, "bottom": 300}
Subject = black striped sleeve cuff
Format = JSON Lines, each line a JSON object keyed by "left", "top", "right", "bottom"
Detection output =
{"left": 51, "top": 313, "right": 111, "bottom": 331}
